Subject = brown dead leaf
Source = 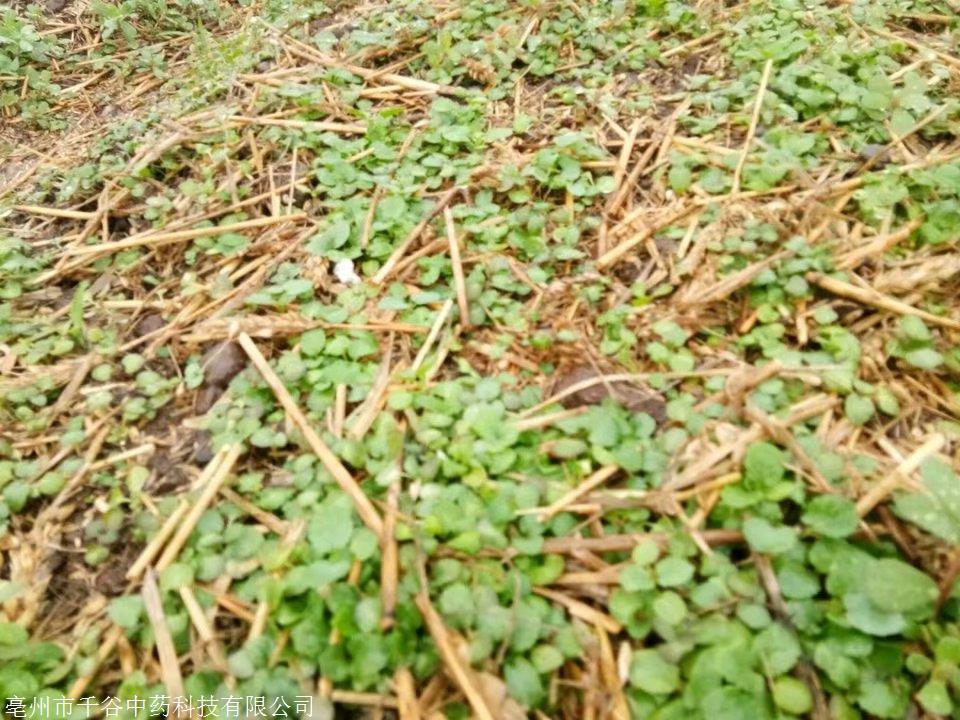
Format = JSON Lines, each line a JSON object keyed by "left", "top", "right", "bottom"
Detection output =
{"left": 551, "top": 365, "right": 667, "bottom": 423}
{"left": 453, "top": 637, "right": 526, "bottom": 720}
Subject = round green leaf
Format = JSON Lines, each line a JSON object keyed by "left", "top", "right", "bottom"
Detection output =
{"left": 629, "top": 649, "right": 679, "bottom": 695}
{"left": 773, "top": 676, "right": 813, "bottom": 715}
{"left": 743, "top": 517, "right": 797, "bottom": 555}
{"left": 864, "top": 559, "right": 938, "bottom": 615}
{"left": 802, "top": 495, "right": 859, "bottom": 538}
{"left": 655, "top": 557, "right": 694, "bottom": 587}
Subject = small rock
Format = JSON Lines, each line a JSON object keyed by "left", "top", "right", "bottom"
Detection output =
{"left": 653, "top": 236, "right": 678, "bottom": 256}
{"left": 44, "top": 0, "right": 68, "bottom": 14}
{"left": 195, "top": 385, "right": 224, "bottom": 414}
{"left": 859, "top": 143, "right": 890, "bottom": 165}
{"left": 334, "top": 258, "right": 361, "bottom": 285}
{"left": 332, "top": 22, "right": 358, "bottom": 39}
{"left": 201, "top": 341, "right": 246, "bottom": 387}
{"left": 133, "top": 313, "right": 165, "bottom": 338}
{"left": 192, "top": 431, "right": 214, "bottom": 465}
{"left": 551, "top": 365, "right": 667, "bottom": 423}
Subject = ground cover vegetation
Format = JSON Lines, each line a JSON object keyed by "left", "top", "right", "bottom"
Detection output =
{"left": 2, "top": 0, "right": 960, "bottom": 717}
